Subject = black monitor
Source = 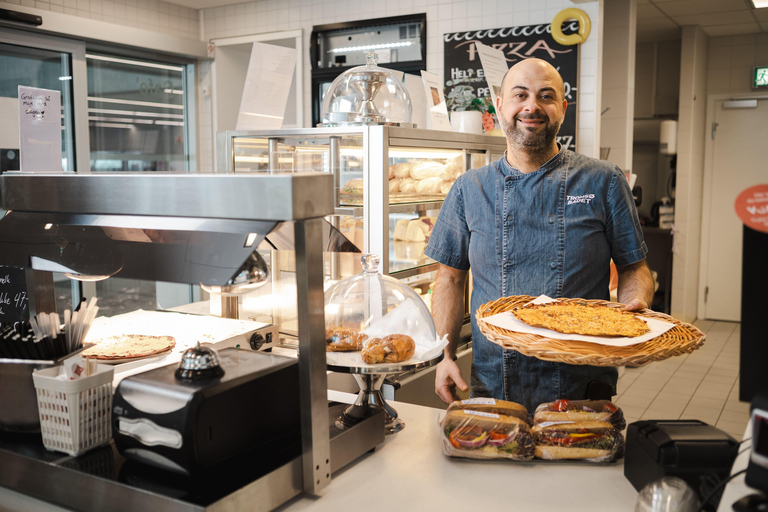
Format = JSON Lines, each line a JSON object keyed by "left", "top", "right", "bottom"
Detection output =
{"left": 740, "top": 226, "right": 768, "bottom": 403}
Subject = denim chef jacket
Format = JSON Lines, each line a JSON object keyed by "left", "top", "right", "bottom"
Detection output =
{"left": 424, "top": 146, "right": 648, "bottom": 412}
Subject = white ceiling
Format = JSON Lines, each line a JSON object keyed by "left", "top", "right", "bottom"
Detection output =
{"left": 164, "top": 0, "right": 768, "bottom": 43}
{"left": 637, "top": 0, "right": 768, "bottom": 42}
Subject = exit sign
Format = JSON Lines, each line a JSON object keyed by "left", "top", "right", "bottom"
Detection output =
{"left": 754, "top": 66, "right": 768, "bottom": 88}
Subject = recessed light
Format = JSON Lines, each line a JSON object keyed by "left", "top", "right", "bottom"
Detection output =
{"left": 751, "top": 0, "right": 768, "bottom": 8}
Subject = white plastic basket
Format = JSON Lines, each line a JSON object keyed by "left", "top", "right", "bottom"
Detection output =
{"left": 32, "top": 364, "right": 114, "bottom": 456}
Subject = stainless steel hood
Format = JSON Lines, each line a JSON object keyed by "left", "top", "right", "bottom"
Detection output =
{"left": 0, "top": 173, "right": 358, "bottom": 286}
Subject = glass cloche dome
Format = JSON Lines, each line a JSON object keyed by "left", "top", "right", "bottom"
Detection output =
{"left": 320, "top": 53, "right": 413, "bottom": 127}
{"left": 324, "top": 254, "right": 436, "bottom": 346}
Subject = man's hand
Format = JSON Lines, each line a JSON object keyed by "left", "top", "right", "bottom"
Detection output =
{"left": 623, "top": 298, "right": 649, "bottom": 311}
{"left": 435, "top": 357, "right": 468, "bottom": 404}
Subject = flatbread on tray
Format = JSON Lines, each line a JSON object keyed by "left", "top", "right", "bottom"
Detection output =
{"left": 82, "top": 334, "right": 176, "bottom": 360}
{"left": 512, "top": 302, "right": 650, "bottom": 338}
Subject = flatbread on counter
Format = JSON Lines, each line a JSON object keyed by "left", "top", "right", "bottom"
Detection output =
{"left": 512, "top": 302, "right": 650, "bottom": 338}
{"left": 82, "top": 334, "right": 177, "bottom": 360}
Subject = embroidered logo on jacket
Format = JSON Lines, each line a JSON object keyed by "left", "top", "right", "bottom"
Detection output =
{"left": 567, "top": 194, "right": 595, "bottom": 205}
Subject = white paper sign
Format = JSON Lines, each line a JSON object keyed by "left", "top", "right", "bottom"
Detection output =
{"left": 235, "top": 42, "right": 297, "bottom": 131}
{"left": 473, "top": 42, "right": 509, "bottom": 114}
{"left": 420, "top": 71, "right": 451, "bottom": 131}
{"left": 18, "top": 86, "right": 62, "bottom": 172}
{"left": 403, "top": 73, "right": 428, "bottom": 129}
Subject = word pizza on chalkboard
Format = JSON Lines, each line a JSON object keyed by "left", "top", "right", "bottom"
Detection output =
{"left": 0, "top": 266, "right": 29, "bottom": 323}
{"left": 444, "top": 22, "right": 579, "bottom": 151}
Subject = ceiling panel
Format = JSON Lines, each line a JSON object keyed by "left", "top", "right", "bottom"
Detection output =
{"left": 673, "top": 11, "right": 756, "bottom": 26}
{"left": 660, "top": 0, "right": 751, "bottom": 16}
{"left": 703, "top": 22, "right": 764, "bottom": 36}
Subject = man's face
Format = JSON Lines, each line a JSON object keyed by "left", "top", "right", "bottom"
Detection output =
{"left": 497, "top": 61, "right": 567, "bottom": 150}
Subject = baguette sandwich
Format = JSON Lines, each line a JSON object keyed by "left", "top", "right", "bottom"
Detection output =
{"left": 447, "top": 398, "right": 530, "bottom": 424}
{"left": 441, "top": 409, "right": 535, "bottom": 461}
{"left": 532, "top": 421, "right": 624, "bottom": 462}
{"left": 534, "top": 399, "right": 626, "bottom": 430}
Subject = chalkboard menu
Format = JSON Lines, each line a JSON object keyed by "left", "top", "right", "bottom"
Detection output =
{"left": 443, "top": 22, "right": 579, "bottom": 151}
{"left": 0, "top": 266, "right": 29, "bottom": 323}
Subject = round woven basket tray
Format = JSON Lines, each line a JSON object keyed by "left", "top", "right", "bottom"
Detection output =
{"left": 476, "top": 295, "right": 706, "bottom": 367}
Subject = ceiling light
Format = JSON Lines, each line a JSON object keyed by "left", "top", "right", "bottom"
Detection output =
{"left": 751, "top": 0, "right": 768, "bottom": 7}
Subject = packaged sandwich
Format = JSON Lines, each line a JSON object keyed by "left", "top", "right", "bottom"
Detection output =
{"left": 533, "top": 399, "right": 626, "bottom": 430}
{"left": 532, "top": 421, "right": 625, "bottom": 462}
{"left": 446, "top": 398, "right": 530, "bottom": 425}
{"left": 440, "top": 408, "right": 535, "bottom": 461}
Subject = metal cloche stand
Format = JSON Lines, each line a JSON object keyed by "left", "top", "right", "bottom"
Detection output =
{"left": 328, "top": 355, "right": 441, "bottom": 434}
{"left": 0, "top": 172, "right": 345, "bottom": 510}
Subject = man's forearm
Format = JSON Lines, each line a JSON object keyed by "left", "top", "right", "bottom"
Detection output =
{"left": 617, "top": 259, "right": 654, "bottom": 307}
{"left": 432, "top": 265, "right": 468, "bottom": 358}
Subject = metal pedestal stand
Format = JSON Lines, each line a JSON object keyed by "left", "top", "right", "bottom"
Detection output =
{"left": 328, "top": 354, "right": 442, "bottom": 435}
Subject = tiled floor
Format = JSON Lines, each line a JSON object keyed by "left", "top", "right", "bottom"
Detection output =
{"left": 615, "top": 319, "right": 750, "bottom": 441}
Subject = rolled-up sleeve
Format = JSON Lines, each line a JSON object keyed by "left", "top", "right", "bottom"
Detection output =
{"left": 606, "top": 168, "right": 648, "bottom": 267}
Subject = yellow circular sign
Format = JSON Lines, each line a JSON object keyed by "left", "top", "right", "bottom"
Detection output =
{"left": 551, "top": 8, "right": 591, "bottom": 46}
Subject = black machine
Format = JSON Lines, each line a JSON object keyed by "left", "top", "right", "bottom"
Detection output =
{"left": 112, "top": 347, "right": 300, "bottom": 476}
{"left": 625, "top": 419, "right": 739, "bottom": 507}
{"left": 734, "top": 394, "right": 768, "bottom": 512}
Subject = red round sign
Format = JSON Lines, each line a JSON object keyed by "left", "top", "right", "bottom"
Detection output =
{"left": 734, "top": 184, "right": 768, "bottom": 234}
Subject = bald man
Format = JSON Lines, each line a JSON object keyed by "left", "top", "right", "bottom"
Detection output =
{"left": 425, "top": 58, "right": 653, "bottom": 412}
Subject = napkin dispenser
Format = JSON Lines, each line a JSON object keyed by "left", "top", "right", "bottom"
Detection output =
{"left": 624, "top": 420, "right": 739, "bottom": 499}
{"left": 112, "top": 347, "right": 299, "bottom": 475}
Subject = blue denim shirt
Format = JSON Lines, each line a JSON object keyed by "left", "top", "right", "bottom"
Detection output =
{"left": 425, "top": 147, "right": 647, "bottom": 412}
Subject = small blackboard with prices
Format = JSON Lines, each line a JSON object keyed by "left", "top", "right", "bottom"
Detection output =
{"left": 0, "top": 266, "right": 29, "bottom": 323}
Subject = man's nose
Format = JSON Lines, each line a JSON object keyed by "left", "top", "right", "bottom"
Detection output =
{"left": 522, "top": 96, "right": 542, "bottom": 112}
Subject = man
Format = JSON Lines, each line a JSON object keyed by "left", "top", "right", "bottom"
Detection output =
{"left": 425, "top": 58, "right": 654, "bottom": 413}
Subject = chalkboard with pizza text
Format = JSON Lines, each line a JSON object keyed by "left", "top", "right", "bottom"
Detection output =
{"left": 0, "top": 265, "right": 29, "bottom": 323}
{"left": 444, "top": 22, "right": 579, "bottom": 151}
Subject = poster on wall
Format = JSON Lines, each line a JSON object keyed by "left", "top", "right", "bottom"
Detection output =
{"left": 444, "top": 22, "right": 579, "bottom": 151}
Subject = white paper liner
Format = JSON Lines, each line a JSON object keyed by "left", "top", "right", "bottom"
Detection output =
{"left": 480, "top": 295, "right": 676, "bottom": 348}
{"left": 326, "top": 298, "right": 447, "bottom": 369}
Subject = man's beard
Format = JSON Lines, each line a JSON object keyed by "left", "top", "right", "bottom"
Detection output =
{"left": 502, "top": 113, "right": 561, "bottom": 152}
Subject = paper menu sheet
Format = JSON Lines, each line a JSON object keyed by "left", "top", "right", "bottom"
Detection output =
{"left": 480, "top": 295, "right": 676, "bottom": 347}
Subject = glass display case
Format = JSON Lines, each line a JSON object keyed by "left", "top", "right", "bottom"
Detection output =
{"left": 216, "top": 126, "right": 506, "bottom": 331}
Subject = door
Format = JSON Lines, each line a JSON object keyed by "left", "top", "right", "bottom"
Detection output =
{"left": 701, "top": 98, "right": 768, "bottom": 321}
{"left": 0, "top": 28, "right": 89, "bottom": 173}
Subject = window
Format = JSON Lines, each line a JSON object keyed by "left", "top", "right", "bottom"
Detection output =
{"left": 87, "top": 53, "right": 192, "bottom": 172}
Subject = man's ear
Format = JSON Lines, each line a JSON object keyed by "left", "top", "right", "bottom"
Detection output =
{"left": 496, "top": 95, "right": 502, "bottom": 111}
{"left": 561, "top": 99, "right": 568, "bottom": 121}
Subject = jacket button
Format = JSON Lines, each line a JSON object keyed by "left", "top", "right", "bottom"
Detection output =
{"left": 550, "top": 261, "right": 557, "bottom": 269}
{"left": 549, "top": 216, "right": 555, "bottom": 224}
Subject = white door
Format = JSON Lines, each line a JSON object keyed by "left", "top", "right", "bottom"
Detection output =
{"left": 701, "top": 98, "right": 768, "bottom": 321}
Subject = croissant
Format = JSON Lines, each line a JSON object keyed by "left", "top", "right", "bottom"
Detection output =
{"left": 361, "top": 334, "right": 415, "bottom": 364}
{"left": 326, "top": 327, "right": 368, "bottom": 352}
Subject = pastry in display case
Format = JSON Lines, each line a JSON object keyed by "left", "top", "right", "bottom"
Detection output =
{"left": 323, "top": 253, "right": 446, "bottom": 433}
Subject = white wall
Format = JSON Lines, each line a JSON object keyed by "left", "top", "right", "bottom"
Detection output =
{"left": 600, "top": 0, "right": 636, "bottom": 171}
{"left": 672, "top": 25, "right": 708, "bottom": 323}
{"left": 199, "top": 0, "right": 604, "bottom": 170}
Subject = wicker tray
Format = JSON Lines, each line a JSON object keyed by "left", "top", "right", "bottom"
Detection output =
{"left": 476, "top": 296, "right": 705, "bottom": 367}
